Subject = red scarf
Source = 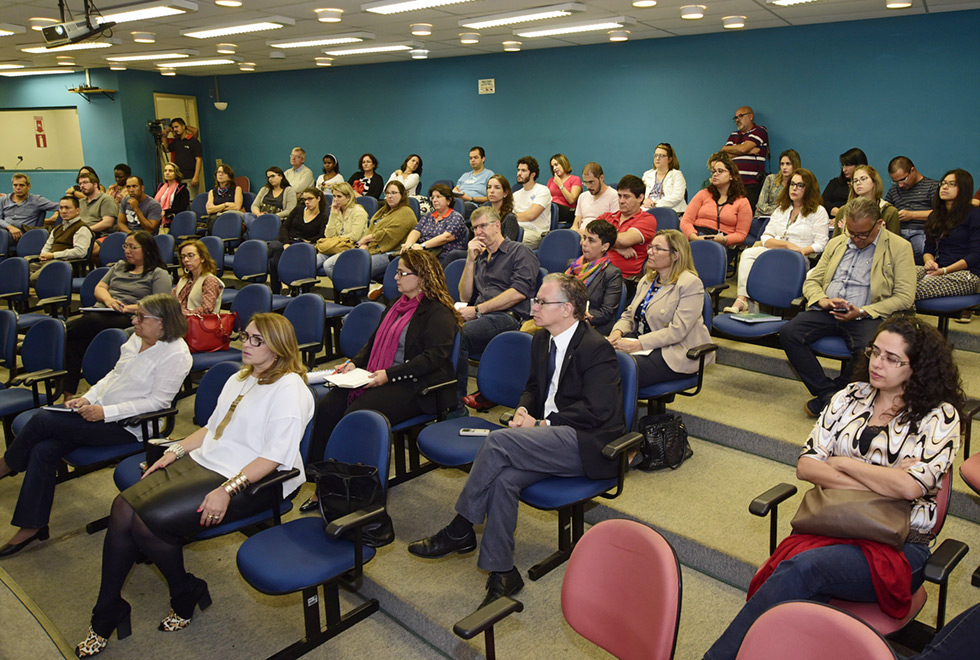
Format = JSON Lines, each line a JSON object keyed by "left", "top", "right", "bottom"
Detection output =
{"left": 348, "top": 293, "right": 423, "bottom": 403}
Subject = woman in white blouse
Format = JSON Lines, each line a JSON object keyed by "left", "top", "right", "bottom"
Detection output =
{"left": 315, "top": 153, "right": 344, "bottom": 192}
{"left": 641, "top": 143, "right": 687, "bottom": 214}
{"left": 387, "top": 153, "right": 422, "bottom": 196}
{"left": 0, "top": 294, "right": 192, "bottom": 559}
{"left": 74, "top": 313, "right": 313, "bottom": 657}
{"left": 724, "top": 168, "right": 829, "bottom": 314}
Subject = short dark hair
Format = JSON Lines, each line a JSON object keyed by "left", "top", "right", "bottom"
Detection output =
{"left": 544, "top": 273, "right": 589, "bottom": 321}
{"left": 77, "top": 170, "right": 100, "bottom": 185}
{"left": 400, "top": 153, "right": 423, "bottom": 177}
{"left": 171, "top": 117, "right": 186, "bottom": 127}
{"left": 839, "top": 148, "right": 868, "bottom": 168}
{"left": 888, "top": 156, "right": 914, "bottom": 175}
{"left": 60, "top": 195, "right": 80, "bottom": 208}
{"left": 358, "top": 153, "right": 378, "bottom": 171}
{"left": 582, "top": 162, "right": 603, "bottom": 177}
{"left": 617, "top": 175, "right": 645, "bottom": 198}
{"left": 265, "top": 166, "right": 289, "bottom": 188}
{"left": 215, "top": 163, "right": 235, "bottom": 182}
{"left": 114, "top": 163, "right": 132, "bottom": 177}
{"left": 585, "top": 218, "right": 617, "bottom": 251}
{"left": 126, "top": 230, "right": 167, "bottom": 273}
{"left": 470, "top": 146, "right": 486, "bottom": 159}
{"left": 428, "top": 182, "right": 454, "bottom": 202}
{"left": 518, "top": 156, "right": 539, "bottom": 180}
{"left": 127, "top": 175, "right": 145, "bottom": 187}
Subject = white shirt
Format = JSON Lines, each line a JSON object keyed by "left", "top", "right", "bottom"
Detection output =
{"left": 387, "top": 171, "right": 420, "bottom": 195}
{"left": 544, "top": 321, "right": 580, "bottom": 418}
{"left": 641, "top": 168, "right": 687, "bottom": 213}
{"left": 191, "top": 372, "right": 313, "bottom": 497}
{"left": 315, "top": 173, "right": 344, "bottom": 192}
{"left": 513, "top": 183, "right": 552, "bottom": 233}
{"left": 84, "top": 334, "right": 192, "bottom": 435}
{"left": 762, "top": 204, "right": 830, "bottom": 254}
{"left": 575, "top": 186, "right": 619, "bottom": 228}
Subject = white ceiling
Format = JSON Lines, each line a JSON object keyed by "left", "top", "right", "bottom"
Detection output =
{"left": 1, "top": 0, "right": 978, "bottom": 75}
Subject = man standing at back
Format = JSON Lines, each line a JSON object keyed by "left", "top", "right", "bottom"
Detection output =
{"left": 885, "top": 156, "right": 939, "bottom": 262}
{"left": 167, "top": 118, "right": 203, "bottom": 199}
{"left": 722, "top": 106, "right": 768, "bottom": 211}
{"left": 571, "top": 162, "right": 619, "bottom": 234}
{"left": 454, "top": 146, "right": 493, "bottom": 218}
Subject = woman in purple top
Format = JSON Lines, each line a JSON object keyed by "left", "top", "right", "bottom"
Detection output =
{"left": 402, "top": 183, "right": 467, "bottom": 266}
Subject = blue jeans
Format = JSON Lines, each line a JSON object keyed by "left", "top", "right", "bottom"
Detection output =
{"left": 703, "top": 541, "right": 931, "bottom": 660}
{"left": 901, "top": 227, "right": 925, "bottom": 264}
{"left": 914, "top": 602, "right": 980, "bottom": 660}
{"left": 370, "top": 253, "right": 391, "bottom": 279}
{"left": 456, "top": 311, "right": 521, "bottom": 400}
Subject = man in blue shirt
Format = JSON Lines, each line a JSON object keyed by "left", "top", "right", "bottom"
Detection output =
{"left": 0, "top": 173, "right": 58, "bottom": 243}
{"left": 453, "top": 146, "right": 493, "bottom": 219}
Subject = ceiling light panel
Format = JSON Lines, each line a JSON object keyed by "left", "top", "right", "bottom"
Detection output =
{"left": 267, "top": 32, "right": 374, "bottom": 48}
{"left": 106, "top": 49, "right": 199, "bottom": 61}
{"left": 324, "top": 43, "right": 416, "bottom": 56}
{"left": 97, "top": 1, "right": 198, "bottom": 24}
{"left": 181, "top": 16, "right": 295, "bottom": 39}
{"left": 22, "top": 39, "right": 120, "bottom": 53}
{"left": 0, "top": 23, "right": 27, "bottom": 37}
{"left": 362, "top": 0, "right": 475, "bottom": 16}
{"left": 156, "top": 56, "right": 243, "bottom": 67}
{"left": 459, "top": 4, "right": 586, "bottom": 30}
{"left": 515, "top": 18, "right": 632, "bottom": 38}
{"left": 0, "top": 68, "right": 78, "bottom": 77}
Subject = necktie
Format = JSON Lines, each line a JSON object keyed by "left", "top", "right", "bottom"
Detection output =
{"left": 546, "top": 339, "right": 557, "bottom": 387}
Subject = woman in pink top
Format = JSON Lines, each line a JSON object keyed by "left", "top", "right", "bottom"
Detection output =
{"left": 547, "top": 153, "right": 582, "bottom": 227}
{"left": 681, "top": 152, "right": 753, "bottom": 247}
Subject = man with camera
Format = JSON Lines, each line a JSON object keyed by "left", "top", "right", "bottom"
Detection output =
{"left": 167, "top": 118, "right": 203, "bottom": 198}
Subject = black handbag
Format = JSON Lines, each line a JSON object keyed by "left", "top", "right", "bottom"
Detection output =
{"left": 635, "top": 413, "right": 693, "bottom": 471}
{"left": 307, "top": 459, "right": 394, "bottom": 548}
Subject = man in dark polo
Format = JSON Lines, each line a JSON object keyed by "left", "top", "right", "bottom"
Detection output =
{"left": 721, "top": 106, "right": 769, "bottom": 211}
{"left": 167, "top": 118, "right": 203, "bottom": 198}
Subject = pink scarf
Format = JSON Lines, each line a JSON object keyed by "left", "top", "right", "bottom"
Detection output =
{"left": 349, "top": 292, "right": 423, "bottom": 403}
{"left": 155, "top": 181, "right": 181, "bottom": 211}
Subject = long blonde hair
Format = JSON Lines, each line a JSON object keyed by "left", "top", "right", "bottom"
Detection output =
{"left": 329, "top": 182, "right": 357, "bottom": 212}
{"left": 239, "top": 313, "right": 307, "bottom": 384}
{"left": 643, "top": 229, "right": 698, "bottom": 286}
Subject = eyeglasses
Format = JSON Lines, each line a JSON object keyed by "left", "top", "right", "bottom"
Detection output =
{"left": 180, "top": 253, "right": 199, "bottom": 260}
{"left": 710, "top": 168, "right": 729, "bottom": 175}
{"left": 134, "top": 312, "right": 160, "bottom": 322}
{"left": 653, "top": 153, "right": 668, "bottom": 159}
{"left": 893, "top": 172, "right": 911, "bottom": 185}
{"left": 864, "top": 346, "right": 909, "bottom": 368}
{"left": 940, "top": 180, "right": 958, "bottom": 188}
{"left": 849, "top": 221, "right": 881, "bottom": 240}
{"left": 852, "top": 176, "right": 872, "bottom": 185}
{"left": 472, "top": 221, "right": 497, "bottom": 231}
{"left": 384, "top": 191, "right": 400, "bottom": 197}
{"left": 733, "top": 112, "right": 750, "bottom": 121}
{"left": 239, "top": 331, "right": 265, "bottom": 347}
{"left": 648, "top": 246, "right": 674, "bottom": 253}
{"left": 531, "top": 298, "right": 568, "bottom": 307}
{"left": 394, "top": 269, "right": 415, "bottom": 278}
{"left": 122, "top": 243, "right": 142, "bottom": 251}
{"left": 789, "top": 182, "right": 806, "bottom": 190}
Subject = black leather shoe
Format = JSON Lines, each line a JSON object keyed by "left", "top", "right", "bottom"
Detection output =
{"left": 407, "top": 527, "right": 477, "bottom": 558}
{"left": 0, "top": 526, "right": 50, "bottom": 557}
{"left": 480, "top": 568, "right": 524, "bottom": 609}
{"left": 298, "top": 497, "right": 319, "bottom": 513}
{"left": 804, "top": 397, "right": 824, "bottom": 418}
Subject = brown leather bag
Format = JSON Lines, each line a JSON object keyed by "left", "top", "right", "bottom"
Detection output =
{"left": 790, "top": 486, "right": 911, "bottom": 550}
{"left": 316, "top": 235, "right": 355, "bottom": 255}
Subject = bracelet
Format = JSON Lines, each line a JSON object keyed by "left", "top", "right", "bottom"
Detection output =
{"left": 943, "top": 267, "right": 948, "bottom": 275}
{"left": 222, "top": 472, "right": 250, "bottom": 496}
{"left": 164, "top": 443, "right": 185, "bottom": 460}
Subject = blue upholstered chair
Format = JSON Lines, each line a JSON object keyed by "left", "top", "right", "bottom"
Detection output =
{"left": 650, "top": 207, "right": 680, "bottom": 232}
{"left": 0, "top": 318, "right": 65, "bottom": 448}
{"left": 169, "top": 211, "right": 198, "bottom": 241}
{"left": 98, "top": 232, "right": 127, "bottom": 267}
{"left": 916, "top": 294, "right": 980, "bottom": 338}
{"left": 443, "top": 258, "right": 466, "bottom": 303}
{"left": 284, "top": 293, "right": 325, "bottom": 370}
{"left": 17, "top": 260, "right": 71, "bottom": 330}
{"left": 690, "top": 239, "right": 730, "bottom": 313}
{"left": 537, "top": 229, "right": 582, "bottom": 274}
{"left": 271, "top": 243, "right": 318, "bottom": 311}
{"left": 221, "top": 239, "right": 269, "bottom": 309}
{"left": 247, "top": 213, "right": 281, "bottom": 242}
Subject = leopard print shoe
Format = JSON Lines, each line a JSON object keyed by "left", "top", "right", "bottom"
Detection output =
{"left": 75, "top": 627, "right": 108, "bottom": 657}
{"left": 158, "top": 610, "right": 192, "bottom": 632}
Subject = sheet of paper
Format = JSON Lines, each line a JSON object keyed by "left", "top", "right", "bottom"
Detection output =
{"left": 324, "top": 368, "right": 373, "bottom": 389}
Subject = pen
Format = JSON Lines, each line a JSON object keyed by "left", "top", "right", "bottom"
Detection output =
{"left": 333, "top": 360, "right": 351, "bottom": 374}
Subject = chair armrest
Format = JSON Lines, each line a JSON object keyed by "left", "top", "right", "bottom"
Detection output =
{"left": 705, "top": 283, "right": 730, "bottom": 296}
{"left": 339, "top": 285, "right": 368, "bottom": 297}
{"left": 749, "top": 483, "right": 798, "bottom": 517}
{"left": 288, "top": 277, "right": 319, "bottom": 288}
{"left": 325, "top": 504, "right": 386, "bottom": 538}
{"left": 245, "top": 468, "right": 299, "bottom": 497}
{"left": 791, "top": 296, "right": 806, "bottom": 309}
{"left": 419, "top": 379, "right": 456, "bottom": 397}
{"left": 23, "top": 255, "right": 39, "bottom": 263}
{"left": 296, "top": 341, "right": 319, "bottom": 353}
{"left": 240, "top": 273, "right": 267, "bottom": 283}
{"left": 923, "top": 538, "right": 969, "bottom": 584}
{"left": 220, "top": 237, "right": 240, "bottom": 244}
{"left": 121, "top": 407, "right": 178, "bottom": 428}
{"left": 453, "top": 597, "right": 525, "bottom": 640}
{"left": 36, "top": 295, "right": 70, "bottom": 307}
{"left": 601, "top": 431, "right": 643, "bottom": 460}
{"left": 176, "top": 234, "right": 198, "bottom": 242}
{"left": 0, "top": 291, "right": 26, "bottom": 300}
{"left": 972, "top": 563, "right": 980, "bottom": 588}
{"left": 686, "top": 343, "right": 718, "bottom": 360}
{"left": 499, "top": 411, "right": 514, "bottom": 425}
{"left": 14, "top": 368, "right": 66, "bottom": 387}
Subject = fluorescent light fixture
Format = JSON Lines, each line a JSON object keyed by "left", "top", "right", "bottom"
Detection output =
{"left": 109, "top": 63, "right": 127, "bottom": 70}
{"left": 722, "top": 15, "right": 746, "bottom": 28}
{"left": 460, "top": 4, "right": 585, "bottom": 30}
{"left": 0, "top": 68, "right": 78, "bottom": 77}
{"left": 97, "top": 1, "right": 198, "bottom": 24}
{"left": 156, "top": 57, "right": 243, "bottom": 67}
{"left": 0, "top": 23, "right": 27, "bottom": 37}
{"left": 459, "top": 32, "right": 479, "bottom": 44}
{"left": 315, "top": 56, "right": 333, "bottom": 66}
{"left": 57, "top": 57, "right": 76, "bottom": 66}
{"left": 239, "top": 62, "right": 255, "bottom": 71}
{"left": 215, "top": 0, "right": 242, "bottom": 6}
{"left": 681, "top": 5, "right": 706, "bottom": 19}
{"left": 608, "top": 30, "right": 629, "bottom": 41}
{"left": 362, "top": 0, "right": 474, "bottom": 16}
{"left": 315, "top": 8, "right": 344, "bottom": 22}
{"left": 502, "top": 40, "right": 521, "bottom": 51}
{"left": 0, "top": 61, "right": 28, "bottom": 69}
{"left": 132, "top": 31, "right": 156, "bottom": 43}
{"left": 106, "top": 49, "right": 198, "bottom": 61}
{"left": 767, "top": 0, "right": 819, "bottom": 5}
{"left": 22, "top": 39, "right": 119, "bottom": 53}
{"left": 181, "top": 16, "right": 294, "bottom": 39}
{"left": 515, "top": 17, "right": 632, "bottom": 38}
{"left": 323, "top": 42, "right": 415, "bottom": 56}
{"left": 632, "top": 1, "right": 657, "bottom": 7}
{"left": 410, "top": 23, "right": 432, "bottom": 36}
{"left": 886, "top": 1, "right": 913, "bottom": 7}
{"left": 161, "top": 69, "right": 176, "bottom": 76}
{"left": 409, "top": 48, "right": 428, "bottom": 59}
{"left": 30, "top": 18, "right": 58, "bottom": 32}
{"left": 216, "top": 43, "right": 236, "bottom": 53}
{"left": 267, "top": 32, "right": 374, "bottom": 48}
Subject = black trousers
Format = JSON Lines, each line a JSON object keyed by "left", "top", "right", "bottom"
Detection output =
{"left": 634, "top": 349, "right": 687, "bottom": 389}
{"left": 65, "top": 311, "right": 133, "bottom": 392}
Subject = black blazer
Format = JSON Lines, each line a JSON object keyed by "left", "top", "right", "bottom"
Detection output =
{"left": 354, "top": 296, "right": 459, "bottom": 414}
{"left": 584, "top": 264, "right": 623, "bottom": 334}
{"left": 519, "top": 323, "right": 626, "bottom": 480}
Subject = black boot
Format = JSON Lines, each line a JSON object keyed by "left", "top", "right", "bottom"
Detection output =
{"left": 159, "top": 574, "right": 212, "bottom": 632}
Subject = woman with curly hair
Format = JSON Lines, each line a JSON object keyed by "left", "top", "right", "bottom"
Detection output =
{"left": 916, "top": 169, "right": 980, "bottom": 304}
{"left": 301, "top": 249, "right": 462, "bottom": 511}
{"left": 680, "top": 151, "right": 753, "bottom": 246}
{"left": 704, "top": 315, "right": 963, "bottom": 660}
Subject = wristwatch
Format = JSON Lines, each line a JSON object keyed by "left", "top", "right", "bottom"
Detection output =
{"left": 474, "top": 305, "right": 482, "bottom": 318}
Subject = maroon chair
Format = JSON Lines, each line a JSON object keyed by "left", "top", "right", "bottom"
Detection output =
{"left": 960, "top": 453, "right": 980, "bottom": 497}
{"left": 736, "top": 601, "right": 897, "bottom": 660}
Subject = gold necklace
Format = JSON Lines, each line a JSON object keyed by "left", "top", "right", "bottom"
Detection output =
{"left": 213, "top": 379, "right": 259, "bottom": 441}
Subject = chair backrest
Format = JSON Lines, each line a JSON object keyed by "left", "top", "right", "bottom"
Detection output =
{"left": 201, "top": 236, "right": 224, "bottom": 277}
{"left": 538, "top": 228, "right": 582, "bottom": 273}
{"left": 443, "top": 258, "right": 466, "bottom": 302}
{"left": 170, "top": 211, "right": 197, "bottom": 238}
{"left": 249, "top": 214, "right": 281, "bottom": 242}
{"left": 234, "top": 175, "right": 250, "bottom": 193}
{"left": 21, "top": 317, "right": 65, "bottom": 374}
{"left": 382, "top": 256, "right": 400, "bottom": 302}
{"left": 277, "top": 242, "right": 316, "bottom": 287}
{"left": 80, "top": 266, "right": 109, "bottom": 307}
{"left": 82, "top": 327, "right": 129, "bottom": 385}
{"left": 617, "top": 351, "right": 638, "bottom": 431}
{"left": 231, "top": 283, "right": 272, "bottom": 331}
{"left": 735, "top": 601, "right": 896, "bottom": 660}
{"left": 16, "top": 228, "right": 50, "bottom": 258}
{"left": 195, "top": 361, "right": 242, "bottom": 426}
{"left": 476, "top": 331, "right": 533, "bottom": 408}
{"left": 210, "top": 212, "right": 243, "bottom": 242}
{"left": 689, "top": 239, "right": 727, "bottom": 288}
{"left": 432, "top": 179, "right": 453, "bottom": 189}
{"left": 452, "top": 197, "right": 465, "bottom": 216}
{"left": 562, "top": 519, "right": 681, "bottom": 660}
{"left": 408, "top": 197, "right": 421, "bottom": 220}
{"left": 325, "top": 410, "right": 391, "bottom": 494}
{"left": 355, "top": 196, "right": 378, "bottom": 217}
{"left": 99, "top": 232, "right": 128, "bottom": 266}
{"left": 650, "top": 207, "right": 681, "bottom": 232}
{"left": 283, "top": 293, "right": 325, "bottom": 350}
{"left": 515, "top": 223, "right": 525, "bottom": 245}
{"left": 154, "top": 233, "right": 175, "bottom": 265}
{"left": 0, "top": 227, "right": 8, "bottom": 258}
{"left": 701, "top": 290, "right": 713, "bottom": 333}
{"left": 330, "top": 249, "right": 371, "bottom": 300}
{"left": 232, "top": 239, "right": 269, "bottom": 281}
{"left": 34, "top": 260, "right": 71, "bottom": 300}
{"left": 190, "top": 192, "right": 208, "bottom": 218}
{"left": 536, "top": 266, "right": 547, "bottom": 292}
{"left": 745, "top": 249, "right": 808, "bottom": 310}
{"left": 745, "top": 216, "right": 772, "bottom": 245}
{"left": 932, "top": 469, "right": 953, "bottom": 535}
{"left": 549, "top": 203, "right": 559, "bottom": 231}
{"left": 340, "top": 301, "right": 386, "bottom": 359}
{"left": 242, "top": 191, "right": 256, "bottom": 210}
{"left": 0, "top": 257, "right": 29, "bottom": 305}
{"left": 0, "top": 309, "right": 17, "bottom": 370}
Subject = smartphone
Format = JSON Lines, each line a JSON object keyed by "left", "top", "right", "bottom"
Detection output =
{"left": 459, "top": 428, "right": 491, "bottom": 437}
{"left": 832, "top": 306, "right": 849, "bottom": 313}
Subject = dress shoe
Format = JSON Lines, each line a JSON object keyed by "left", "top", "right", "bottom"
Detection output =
{"left": 76, "top": 599, "right": 131, "bottom": 657}
{"left": 299, "top": 497, "right": 319, "bottom": 513}
{"left": 955, "top": 310, "right": 972, "bottom": 324}
{"left": 0, "top": 526, "right": 50, "bottom": 557}
{"left": 480, "top": 568, "right": 524, "bottom": 609}
{"left": 408, "top": 527, "right": 477, "bottom": 558}
{"left": 160, "top": 574, "right": 211, "bottom": 631}
{"left": 463, "top": 391, "right": 494, "bottom": 412}
{"left": 804, "top": 397, "right": 825, "bottom": 419}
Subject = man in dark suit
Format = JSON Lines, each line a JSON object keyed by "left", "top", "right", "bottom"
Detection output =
{"left": 409, "top": 273, "right": 626, "bottom": 608}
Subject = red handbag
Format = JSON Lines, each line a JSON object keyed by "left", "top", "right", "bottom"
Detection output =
{"left": 185, "top": 312, "right": 237, "bottom": 353}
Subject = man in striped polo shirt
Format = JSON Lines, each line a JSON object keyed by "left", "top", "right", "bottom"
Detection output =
{"left": 722, "top": 106, "right": 769, "bottom": 212}
{"left": 885, "top": 156, "right": 939, "bottom": 262}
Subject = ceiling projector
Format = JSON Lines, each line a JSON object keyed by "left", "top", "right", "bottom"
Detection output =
{"left": 41, "top": 18, "right": 115, "bottom": 46}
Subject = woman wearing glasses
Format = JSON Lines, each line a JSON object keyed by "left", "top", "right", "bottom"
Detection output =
{"left": 724, "top": 169, "right": 829, "bottom": 314}
{"left": 73, "top": 313, "right": 312, "bottom": 657}
{"left": 608, "top": 229, "right": 714, "bottom": 388}
{"left": 680, "top": 152, "right": 752, "bottom": 246}
{"left": 641, "top": 143, "right": 687, "bottom": 214}
{"left": 358, "top": 181, "right": 418, "bottom": 279}
{"left": 916, "top": 169, "right": 980, "bottom": 305}
{"left": 301, "top": 249, "right": 461, "bottom": 511}
{"left": 0, "top": 294, "right": 192, "bottom": 560}
{"left": 402, "top": 183, "right": 468, "bottom": 266}
{"left": 832, "top": 165, "right": 900, "bottom": 237}
{"left": 173, "top": 239, "right": 224, "bottom": 316}
{"left": 63, "top": 231, "right": 172, "bottom": 400}
{"left": 705, "top": 316, "right": 963, "bottom": 660}
{"left": 268, "top": 188, "right": 328, "bottom": 292}
{"left": 251, "top": 166, "right": 297, "bottom": 220}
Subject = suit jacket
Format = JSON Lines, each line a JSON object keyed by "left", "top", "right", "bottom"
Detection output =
{"left": 612, "top": 270, "right": 715, "bottom": 374}
{"left": 582, "top": 263, "right": 623, "bottom": 334}
{"left": 519, "top": 322, "right": 626, "bottom": 480}
{"left": 803, "top": 228, "right": 915, "bottom": 318}
{"left": 354, "top": 296, "right": 459, "bottom": 414}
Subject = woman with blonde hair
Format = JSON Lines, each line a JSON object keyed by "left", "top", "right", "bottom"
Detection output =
{"left": 317, "top": 181, "right": 369, "bottom": 279}
{"left": 833, "top": 164, "right": 900, "bottom": 236}
{"left": 641, "top": 142, "right": 688, "bottom": 214}
{"left": 74, "top": 313, "right": 312, "bottom": 657}
{"left": 755, "top": 148, "right": 801, "bottom": 218}
{"left": 173, "top": 239, "right": 223, "bottom": 315}
{"left": 608, "top": 229, "right": 715, "bottom": 388}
